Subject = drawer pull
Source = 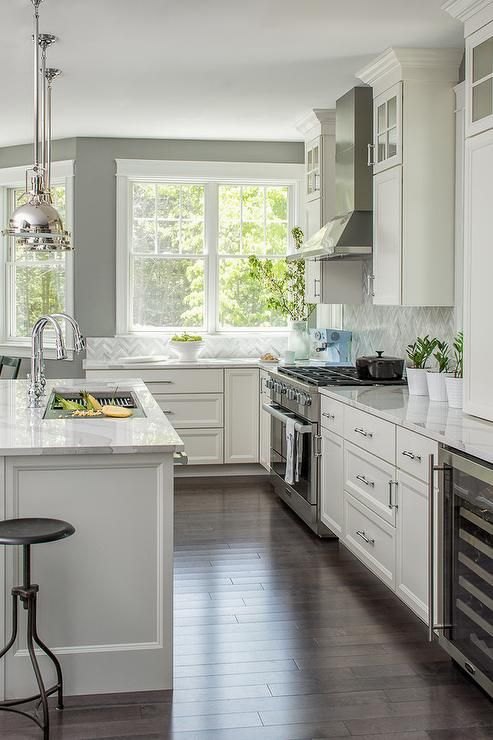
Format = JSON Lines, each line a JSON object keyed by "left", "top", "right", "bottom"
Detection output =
{"left": 356, "top": 474, "right": 375, "bottom": 488}
{"left": 322, "top": 412, "right": 335, "bottom": 420}
{"left": 356, "top": 530, "right": 375, "bottom": 545}
{"left": 388, "top": 480, "right": 398, "bottom": 509}
{"left": 161, "top": 410, "right": 174, "bottom": 414}
{"left": 402, "top": 450, "right": 421, "bottom": 462}
{"left": 354, "top": 427, "right": 373, "bottom": 438}
{"left": 159, "top": 380, "right": 174, "bottom": 384}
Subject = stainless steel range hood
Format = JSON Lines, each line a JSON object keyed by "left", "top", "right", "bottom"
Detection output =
{"left": 298, "top": 87, "right": 373, "bottom": 260}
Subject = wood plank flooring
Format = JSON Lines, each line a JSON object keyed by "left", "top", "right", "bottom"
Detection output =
{"left": 1, "top": 477, "right": 492, "bottom": 738}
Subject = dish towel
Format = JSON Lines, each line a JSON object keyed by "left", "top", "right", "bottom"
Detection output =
{"left": 285, "top": 417, "right": 297, "bottom": 485}
{"left": 295, "top": 427, "right": 303, "bottom": 482}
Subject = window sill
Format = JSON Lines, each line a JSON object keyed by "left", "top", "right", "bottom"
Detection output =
{"left": 0, "top": 340, "right": 74, "bottom": 361}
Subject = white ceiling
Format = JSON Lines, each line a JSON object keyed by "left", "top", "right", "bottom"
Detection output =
{"left": 0, "top": 0, "right": 463, "bottom": 146}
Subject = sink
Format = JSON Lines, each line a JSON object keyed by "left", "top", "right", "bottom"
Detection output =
{"left": 43, "top": 389, "right": 147, "bottom": 419}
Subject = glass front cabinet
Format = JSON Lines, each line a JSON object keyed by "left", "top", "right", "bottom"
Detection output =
{"left": 306, "top": 137, "right": 321, "bottom": 201}
{"left": 372, "top": 82, "right": 403, "bottom": 174}
{"left": 467, "top": 21, "right": 493, "bottom": 136}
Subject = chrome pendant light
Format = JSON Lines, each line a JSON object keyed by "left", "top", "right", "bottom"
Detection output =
{"left": 2, "top": 0, "right": 72, "bottom": 251}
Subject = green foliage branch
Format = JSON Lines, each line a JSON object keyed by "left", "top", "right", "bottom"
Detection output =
{"left": 247, "top": 227, "right": 315, "bottom": 322}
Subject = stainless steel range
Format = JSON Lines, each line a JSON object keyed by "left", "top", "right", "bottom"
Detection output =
{"left": 263, "top": 365, "right": 407, "bottom": 537}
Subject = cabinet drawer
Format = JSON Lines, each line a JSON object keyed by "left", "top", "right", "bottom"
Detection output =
{"left": 397, "top": 427, "right": 438, "bottom": 483}
{"left": 344, "top": 406, "right": 395, "bottom": 463}
{"left": 145, "top": 369, "right": 223, "bottom": 395}
{"left": 176, "top": 429, "right": 223, "bottom": 465}
{"left": 154, "top": 394, "right": 223, "bottom": 429}
{"left": 321, "top": 395, "right": 344, "bottom": 436}
{"left": 344, "top": 442, "right": 397, "bottom": 526}
{"left": 343, "top": 492, "right": 396, "bottom": 590}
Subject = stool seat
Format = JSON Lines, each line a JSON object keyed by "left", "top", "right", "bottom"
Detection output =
{"left": 0, "top": 518, "right": 75, "bottom": 546}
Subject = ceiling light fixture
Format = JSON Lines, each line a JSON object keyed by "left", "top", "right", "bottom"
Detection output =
{"left": 2, "top": 0, "right": 72, "bottom": 251}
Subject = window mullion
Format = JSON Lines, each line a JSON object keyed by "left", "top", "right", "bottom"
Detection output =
{"left": 206, "top": 182, "right": 218, "bottom": 334}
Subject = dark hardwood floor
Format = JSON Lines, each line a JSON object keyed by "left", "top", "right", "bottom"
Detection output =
{"left": 1, "top": 478, "right": 492, "bottom": 738}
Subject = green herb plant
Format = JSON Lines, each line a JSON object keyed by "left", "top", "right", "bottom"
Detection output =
{"left": 433, "top": 340, "right": 451, "bottom": 373}
{"left": 406, "top": 335, "right": 438, "bottom": 369}
{"left": 452, "top": 331, "right": 464, "bottom": 378}
{"left": 247, "top": 226, "right": 315, "bottom": 323}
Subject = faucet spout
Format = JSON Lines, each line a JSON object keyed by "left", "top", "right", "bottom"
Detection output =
{"left": 51, "top": 313, "right": 86, "bottom": 353}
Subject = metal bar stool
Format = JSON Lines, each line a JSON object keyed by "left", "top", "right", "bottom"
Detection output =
{"left": 0, "top": 518, "right": 75, "bottom": 739}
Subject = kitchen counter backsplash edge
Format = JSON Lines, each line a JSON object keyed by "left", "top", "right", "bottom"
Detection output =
{"left": 319, "top": 386, "right": 493, "bottom": 465}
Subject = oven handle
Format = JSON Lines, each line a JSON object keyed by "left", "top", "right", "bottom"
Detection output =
{"left": 262, "top": 403, "right": 313, "bottom": 434}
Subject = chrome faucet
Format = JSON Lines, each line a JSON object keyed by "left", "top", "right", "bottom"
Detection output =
{"left": 28, "top": 313, "right": 85, "bottom": 407}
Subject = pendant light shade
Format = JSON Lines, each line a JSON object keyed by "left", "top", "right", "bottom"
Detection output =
{"left": 2, "top": 0, "right": 73, "bottom": 251}
{"left": 5, "top": 198, "right": 71, "bottom": 251}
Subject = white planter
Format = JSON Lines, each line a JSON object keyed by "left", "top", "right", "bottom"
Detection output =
{"left": 426, "top": 371, "right": 449, "bottom": 403}
{"left": 288, "top": 320, "right": 309, "bottom": 361}
{"left": 445, "top": 376, "right": 463, "bottom": 409}
{"left": 168, "top": 341, "right": 205, "bottom": 362}
{"left": 406, "top": 367, "right": 429, "bottom": 396}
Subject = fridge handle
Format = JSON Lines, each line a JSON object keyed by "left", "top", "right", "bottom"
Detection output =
{"left": 428, "top": 453, "right": 435, "bottom": 642}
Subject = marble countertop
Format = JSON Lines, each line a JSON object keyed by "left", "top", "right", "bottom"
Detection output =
{"left": 83, "top": 357, "right": 278, "bottom": 370}
{"left": 319, "top": 385, "right": 493, "bottom": 464}
{"left": 0, "top": 379, "right": 184, "bottom": 456}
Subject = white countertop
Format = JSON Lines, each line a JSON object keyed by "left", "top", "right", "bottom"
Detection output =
{"left": 84, "top": 357, "right": 277, "bottom": 370}
{"left": 0, "top": 379, "right": 184, "bottom": 456}
{"left": 319, "top": 385, "right": 493, "bottom": 464}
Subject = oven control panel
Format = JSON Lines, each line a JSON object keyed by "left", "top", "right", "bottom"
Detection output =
{"left": 265, "top": 375, "right": 318, "bottom": 421}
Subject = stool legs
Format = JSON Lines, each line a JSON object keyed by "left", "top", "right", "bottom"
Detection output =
{"left": 0, "top": 545, "right": 65, "bottom": 739}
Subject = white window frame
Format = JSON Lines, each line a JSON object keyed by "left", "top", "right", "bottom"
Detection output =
{"left": 116, "top": 159, "right": 304, "bottom": 336}
{"left": 0, "top": 160, "right": 75, "bottom": 357}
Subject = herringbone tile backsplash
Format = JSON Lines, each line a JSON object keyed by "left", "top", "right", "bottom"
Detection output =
{"left": 342, "top": 262, "right": 456, "bottom": 362}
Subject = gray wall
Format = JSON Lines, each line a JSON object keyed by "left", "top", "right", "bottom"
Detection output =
{"left": 1, "top": 136, "right": 304, "bottom": 377}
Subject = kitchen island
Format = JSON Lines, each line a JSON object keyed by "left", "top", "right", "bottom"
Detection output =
{"left": 0, "top": 378, "right": 183, "bottom": 700}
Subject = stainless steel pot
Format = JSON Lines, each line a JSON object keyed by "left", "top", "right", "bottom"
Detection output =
{"left": 355, "top": 351, "right": 405, "bottom": 380}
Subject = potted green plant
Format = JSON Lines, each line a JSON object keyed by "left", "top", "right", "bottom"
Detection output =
{"left": 168, "top": 332, "right": 205, "bottom": 361}
{"left": 445, "top": 331, "right": 463, "bottom": 408}
{"left": 248, "top": 226, "right": 315, "bottom": 360}
{"left": 426, "top": 339, "right": 451, "bottom": 402}
{"left": 406, "top": 335, "right": 438, "bottom": 396}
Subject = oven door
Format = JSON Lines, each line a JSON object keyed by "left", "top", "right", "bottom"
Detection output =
{"left": 263, "top": 402, "right": 318, "bottom": 505}
{"left": 434, "top": 449, "right": 493, "bottom": 698}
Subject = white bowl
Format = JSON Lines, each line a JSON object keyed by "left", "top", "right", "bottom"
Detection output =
{"left": 168, "top": 340, "right": 205, "bottom": 362}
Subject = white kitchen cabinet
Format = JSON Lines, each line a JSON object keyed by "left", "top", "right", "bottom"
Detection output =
{"left": 225, "top": 368, "right": 259, "bottom": 464}
{"left": 176, "top": 429, "right": 224, "bottom": 465}
{"left": 396, "top": 470, "right": 429, "bottom": 622}
{"left": 466, "top": 20, "right": 493, "bottom": 137}
{"left": 259, "top": 370, "right": 271, "bottom": 471}
{"left": 343, "top": 492, "right": 396, "bottom": 591}
{"left": 358, "top": 48, "right": 461, "bottom": 306}
{"left": 320, "top": 427, "right": 343, "bottom": 537}
{"left": 372, "top": 82, "right": 403, "bottom": 174}
{"left": 154, "top": 393, "right": 223, "bottom": 429}
{"left": 463, "top": 128, "right": 493, "bottom": 421}
{"left": 372, "top": 166, "right": 402, "bottom": 305}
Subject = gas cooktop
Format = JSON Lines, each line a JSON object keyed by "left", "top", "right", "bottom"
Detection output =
{"left": 277, "top": 365, "right": 407, "bottom": 387}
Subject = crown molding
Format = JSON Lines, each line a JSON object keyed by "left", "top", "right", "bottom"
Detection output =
{"left": 356, "top": 47, "right": 463, "bottom": 86}
{"left": 441, "top": 0, "right": 492, "bottom": 21}
{"left": 295, "top": 109, "right": 336, "bottom": 137}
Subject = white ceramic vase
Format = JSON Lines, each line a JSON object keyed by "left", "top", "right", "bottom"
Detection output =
{"left": 426, "top": 371, "right": 448, "bottom": 403}
{"left": 406, "top": 367, "right": 429, "bottom": 396}
{"left": 288, "top": 320, "right": 309, "bottom": 360}
{"left": 445, "top": 376, "right": 463, "bottom": 409}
